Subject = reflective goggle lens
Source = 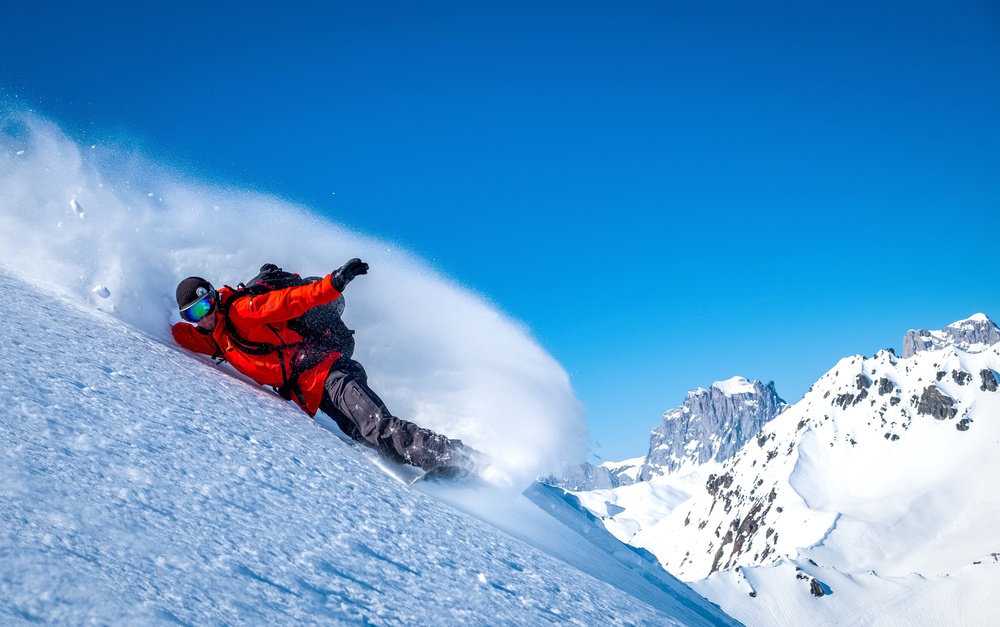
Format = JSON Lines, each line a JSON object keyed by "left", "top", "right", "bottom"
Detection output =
{"left": 180, "top": 292, "right": 216, "bottom": 323}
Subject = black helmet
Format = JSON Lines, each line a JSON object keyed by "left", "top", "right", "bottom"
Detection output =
{"left": 176, "top": 276, "right": 214, "bottom": 310}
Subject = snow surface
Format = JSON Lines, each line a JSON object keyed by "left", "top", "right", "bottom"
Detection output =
{"left": 711, "top": 377, "right": 756, "bottom": 397}
{"left": 0, "top": 110, "right": 586, "bottom": 488}
{"left": 0, "top": 266, "right": 736, "bottom": 625}
{"left": 574, "top": 471, "right": 712, "bottom": 546}
{"left": 693, "top": 557, "right": 1000, "bottom": 627}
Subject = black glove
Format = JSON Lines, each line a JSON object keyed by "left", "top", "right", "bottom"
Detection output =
{"left": 331, "top": 258, "right": 369, "bottom": 292}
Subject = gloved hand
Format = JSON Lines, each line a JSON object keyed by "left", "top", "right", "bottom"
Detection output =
{"left": 331, "top": 258, "right": 369, "bottom": 292}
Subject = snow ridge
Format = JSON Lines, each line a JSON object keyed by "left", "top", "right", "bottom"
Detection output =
{"left": 712, "top": 376, "right": 759, "bottom": 396}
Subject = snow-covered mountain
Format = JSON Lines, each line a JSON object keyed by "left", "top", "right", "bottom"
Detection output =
{"left": 574, "top": 314, "right": 1000, "bottom": 625}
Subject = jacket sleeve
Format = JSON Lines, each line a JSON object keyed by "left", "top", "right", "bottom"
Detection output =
{"left": 230, "top": 274, "right": 342, "bottom": 327}
{"left": 172, "top": 322, "right": 220, "bottom": 357}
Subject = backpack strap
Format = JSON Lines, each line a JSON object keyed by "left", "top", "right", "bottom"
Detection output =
{"left": 196, "top": 325, "right": 226, "bottom": 361}
{"left": 275, "top": 342, "right": 331, "bottom": 408}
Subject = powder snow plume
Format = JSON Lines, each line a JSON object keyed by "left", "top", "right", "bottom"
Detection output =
{"left": 0, "top": 110, "right": 586, "bottom": 486}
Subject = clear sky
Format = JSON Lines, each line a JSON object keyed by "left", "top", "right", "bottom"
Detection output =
{"left": 2, "top": 1, "right": 999, "bottom": 461}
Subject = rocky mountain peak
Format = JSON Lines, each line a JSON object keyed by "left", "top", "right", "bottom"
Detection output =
{"left": 639, "top": 378, "right": 786, "bottom": 482}
{"left": 902, "top": 313, "right": 1000, "bottom": 358}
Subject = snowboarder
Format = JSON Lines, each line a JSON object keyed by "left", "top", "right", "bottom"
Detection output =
{"left": 171, "top": 258, "right": 482, "bottom": 476}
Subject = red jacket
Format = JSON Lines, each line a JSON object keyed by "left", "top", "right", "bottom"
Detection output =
{"left": 172, "top": 275, "right": 343, "bottom": 416}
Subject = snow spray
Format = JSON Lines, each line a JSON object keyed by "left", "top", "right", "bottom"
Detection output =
{"left": 0, "top": 110, "right": 587, "bottom": 487}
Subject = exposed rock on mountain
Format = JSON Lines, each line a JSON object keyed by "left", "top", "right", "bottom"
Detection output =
{"left": 639, "top": 378, "right": 787, "bottom": 482}
{"left": 903, "top": 314, "right": 1000, "bottom": 358}
{"left": 916, "top": 385, "right": 958, "bottom": 420}
{"left": 981, "top": 368, "right": 998, "bottom": 392}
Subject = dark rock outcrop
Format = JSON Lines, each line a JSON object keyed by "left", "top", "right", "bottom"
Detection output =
{"left": 981, "top": 369, "right": 998, "bottom": 393}
{"left": 915, "top": 385, "right": 958, "bottom": 420}
{"left": 550, "top": 377, "right": 785, "bottom": 490}
{"left": 833, "top": 374, "right": 872, "bottom": 409}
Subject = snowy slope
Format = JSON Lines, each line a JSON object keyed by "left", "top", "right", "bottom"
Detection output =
{"left": 0, "top": 265, "right": 737, "bottom": 625}
{"left": 692, "top": 555, "right": 1000, "bottom": 627}
{"left": 580, "top": 316, "right": 1000, "bottom": 625}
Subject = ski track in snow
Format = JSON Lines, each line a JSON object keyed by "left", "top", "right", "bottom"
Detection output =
{"left": 0, "top": 267, "right": 735, "bottom": 625}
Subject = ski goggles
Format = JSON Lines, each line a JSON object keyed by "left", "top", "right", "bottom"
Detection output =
{"left": 179, "top": 290, "right": 217, "bottom": 323}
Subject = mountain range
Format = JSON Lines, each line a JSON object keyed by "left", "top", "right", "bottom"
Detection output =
{"left": 563, "top": 313, "right": 1000, "bottom": 625}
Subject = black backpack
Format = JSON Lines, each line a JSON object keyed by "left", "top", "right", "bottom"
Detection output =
{"left": 233, "top": 263, "right": 355, "bottom": 359}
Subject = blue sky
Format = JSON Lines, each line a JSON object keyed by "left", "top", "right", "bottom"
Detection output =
{"left": 3, "top": 1, "right": 999, "bottom": 461}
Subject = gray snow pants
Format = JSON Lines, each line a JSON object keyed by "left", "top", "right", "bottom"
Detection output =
{"left": 319, "top": 359, "right": 457, "bottom": 471}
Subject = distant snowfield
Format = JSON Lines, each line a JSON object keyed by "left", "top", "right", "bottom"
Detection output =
{"left": 575, "top": 467, "right": 717, "bottom": 543}
{"left": 0, "top": 266, "right": 735, "bottom": 625}
{"left": 0, "top": 110, "right": 585, "bottom": 488}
